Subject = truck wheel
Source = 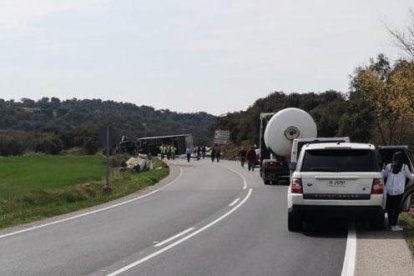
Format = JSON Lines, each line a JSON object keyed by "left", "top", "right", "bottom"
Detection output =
{"left": 288, "top": 210, "right": 302, "bottom": 232}
{"left": 264, "top": 180, "right": 270, "bottom": 185}
{"left": 370, "top": 211, "right": 385, "bottom": 230}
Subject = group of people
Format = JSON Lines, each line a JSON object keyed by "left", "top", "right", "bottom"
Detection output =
{"left": 183, "top": 145, "right": 222, "bottom": 163}
{"left": 239, "top": 146, "right": 257, "bottom": 171}
{"left": 194, "top": 146, "right": 207, "bottom": 160}
{"left": 185, "top": 145, "right": 207, "bottom": 162}
{"left": 159, "top": 144, "right": 177, "bottom": 160}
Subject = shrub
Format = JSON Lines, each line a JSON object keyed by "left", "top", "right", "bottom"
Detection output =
{"left": 0, "top": 132, "right": 28, "bottom": 156}
{"left": 34, "top": 133, "right": 63, "bottom": 155}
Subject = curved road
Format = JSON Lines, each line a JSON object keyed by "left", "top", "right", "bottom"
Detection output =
{"left": 0, "top": 159, "right": 347, "bottom": 275}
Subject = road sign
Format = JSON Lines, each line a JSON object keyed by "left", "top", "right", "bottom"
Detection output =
{"left": 214, "top": 130, "right": 230, "bottom": 145}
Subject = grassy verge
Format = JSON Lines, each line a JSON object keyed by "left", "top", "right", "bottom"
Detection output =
{"left": 0, "top": 155, "right": 169, "bottom": 230}
{"left": 400, "top": 212, "right": 414, "bottom": 255}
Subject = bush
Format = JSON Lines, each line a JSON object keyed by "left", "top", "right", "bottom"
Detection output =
{"left": 34, "top": 134, "right": 63, "bottom": 155}
{"left": 110, "top": 154, "right": 131, "bottom": 167}
{"left": 0, "top": 132, "right": 28, "bottom": 156}
{"left": 83, "top": 138, "right": 98, "bottom": 155}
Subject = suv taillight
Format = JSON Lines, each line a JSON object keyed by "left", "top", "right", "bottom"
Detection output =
{"left": 291, "top": 178, "right": 303, "bottom": 194}
{"left": 371, "top": 178, "right": 384, "bottom": 194}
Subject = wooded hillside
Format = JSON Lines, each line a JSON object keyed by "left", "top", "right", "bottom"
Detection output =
{"left": 0, "top": 98, "right": 215, "bottom": 155}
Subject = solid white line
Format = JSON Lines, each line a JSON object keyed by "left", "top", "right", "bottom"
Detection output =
{"left": 154, "top": 227, "right": 195, "bottom": 248}
{"left": 341, "top": 223, "right": 357, "bottom": 276}
{"left": 0, "top": 167, "right": 184, "bottom": 240}
{"left": 229, "top": 198, "right": 240, "bottom": 207}
{"left": 107, "top": 188, "right": 253, "bottom": 276}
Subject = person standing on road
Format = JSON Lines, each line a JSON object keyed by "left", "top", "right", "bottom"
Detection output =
{"left": 215, "top": 145, "right": 221, "bottom": 162}
{"left": 166, "top": 145, "right": 171, "bottom": 160}
{"left": 185, "top": 147, "right": 192, "bottom": 162}
{"left": 382, "top": 151, "right": 414, "bottom": 231}
{"left": 171, "top": 145, "right": 177, "bottom": 160}
{"left": 239, "top": 147, "right": 247, "bottom": 167}
{"left": 159, "top": 144, "right": 165, "bottom": 160}
{"left": 197, "top": 146, "right": 201, "bottom": 160}
{"left": 246, "top": 146, "right": 257, "bottom": 171}
{"left": 211, "top": 146, "right": 216, "bottom": 162}
{"left": 201, "top": 146, "right": 206, "bottom": 159}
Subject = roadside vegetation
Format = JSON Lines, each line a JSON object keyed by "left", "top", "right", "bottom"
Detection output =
{"left": 400, "top": 212, "right": 414, "bottom": 255}
{"left": 0, "top": 155, "right": 169, "bottom": 230}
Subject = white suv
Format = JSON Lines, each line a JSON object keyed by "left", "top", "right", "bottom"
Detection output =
{"left": 287, "top": 142, "right": 386, "bottom": 231}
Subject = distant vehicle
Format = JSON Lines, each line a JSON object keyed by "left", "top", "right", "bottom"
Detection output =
{"left": 260, "top": 108, "right": 317, "bottom": 185}
{"left": 288, "top": 142, "right": 387, "bottom": 232}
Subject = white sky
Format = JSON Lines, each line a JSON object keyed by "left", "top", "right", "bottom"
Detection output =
{"left": 0, "top": 0, "right": 412, "bottom": 115}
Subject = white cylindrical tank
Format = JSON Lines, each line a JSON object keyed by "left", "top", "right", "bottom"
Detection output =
{"left": 264, "top": 108, "right": 317, "bottom": 157}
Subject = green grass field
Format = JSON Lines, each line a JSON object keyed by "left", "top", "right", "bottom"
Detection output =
{"left": 0, "top": 155, "right": 169, "bottom": 229}
{"left": 0, "top": 155, "right": 105, "bottom": 197}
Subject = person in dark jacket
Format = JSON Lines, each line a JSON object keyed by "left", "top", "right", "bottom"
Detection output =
{"left": 239, "top": 147, "right": 247, "bottom": 167}
{"left": 215, "top": 145, "right": 221, "bottom": 162}
{"left": 246, "top": 146, "right": 257, "bottom": 171}
{"left": 382, "top": 152, "right": 414, "bottom": 231}
{"left": 211, "top": 146, "right": 216, "bottom": 162}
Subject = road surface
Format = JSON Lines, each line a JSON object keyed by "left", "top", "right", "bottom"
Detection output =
{"left": 0, "top": 159, "right": 348, "bottom": 275}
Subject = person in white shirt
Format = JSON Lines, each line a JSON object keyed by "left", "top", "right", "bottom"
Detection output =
{"left": 185, "top": 147, "right": 192, "bottom": 163}
{"left": 382, "top": 152, "right": 414, "bottom": 231}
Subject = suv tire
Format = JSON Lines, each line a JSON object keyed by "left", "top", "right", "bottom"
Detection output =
{"left": 288, "top": 210, "right": 302, "bottom": 232}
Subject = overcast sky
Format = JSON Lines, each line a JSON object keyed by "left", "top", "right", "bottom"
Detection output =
{"left": 0, "top": 0, "right": 412, "bottom": 115}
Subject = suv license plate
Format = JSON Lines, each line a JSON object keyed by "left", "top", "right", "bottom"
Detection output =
{"left": 328, "top": 180, "right": 346, "bottom": 187}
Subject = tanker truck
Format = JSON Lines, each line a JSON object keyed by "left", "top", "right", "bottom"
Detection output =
{"left": 260, "top": 108, "right": 317, "bottom": 185}
{"left": 260, "top": 108, "right": 350, "bottom": 185}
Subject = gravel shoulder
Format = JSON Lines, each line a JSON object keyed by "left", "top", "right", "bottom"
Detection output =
{"left": 355, "top": 229, "right": 414, "bottom": 276}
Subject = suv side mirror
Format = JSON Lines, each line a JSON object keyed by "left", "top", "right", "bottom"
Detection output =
{"left": 290, "top": 162, "right": 297, "bottom": 171}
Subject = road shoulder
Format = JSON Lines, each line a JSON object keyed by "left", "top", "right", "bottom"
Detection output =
{"left": 355, "top": 229, "right": 414, "bottom": 276}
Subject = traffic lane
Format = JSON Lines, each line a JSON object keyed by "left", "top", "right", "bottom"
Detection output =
{"left": 0, "top": 160, "right": 245, "bottom": 275}
{"left": 120, "top": 164, "right": 347, "bottom": 276}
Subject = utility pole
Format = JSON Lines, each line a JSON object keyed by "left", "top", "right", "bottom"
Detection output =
{"left": 103, "top": 125, "right": 112, "bottom": 193}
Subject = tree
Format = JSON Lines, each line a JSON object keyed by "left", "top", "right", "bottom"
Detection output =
{"left": 351, "top": 54, "right": 414, "bottom": 144}
{"left": 388, "top": 9, "right": 414, "bottom": 60}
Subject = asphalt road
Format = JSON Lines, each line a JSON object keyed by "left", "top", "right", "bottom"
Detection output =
{"left": 0, "top": 158, "right": 348, "bottom": 276}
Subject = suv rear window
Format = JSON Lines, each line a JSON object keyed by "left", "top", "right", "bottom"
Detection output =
{"left": 301, "top": 149, "right": 379, "bottom": 172}
{"left": 297, "top": 140, "right": 346, "bottom": 159}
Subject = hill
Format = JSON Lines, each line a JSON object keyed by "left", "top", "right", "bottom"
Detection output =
{"left": 0, "top": 97, "right": 215, "bottom": 155}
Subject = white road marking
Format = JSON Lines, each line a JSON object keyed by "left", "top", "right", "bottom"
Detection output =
{"left": 219, "top": 165, "right": 248, "bottom": 190}
{"left": 107, "top": 188, "right": 253, "bottom": 276}
{"left": 0, "top": 167, "right": 184, "bottom": 240}
{"left": 341, "top": 223, "right": 356, "bottom": 276}
{"left": 154, "top": 227, "right": 195, "bottom": 248}
{"left": 229, "top": 198, "right": 240, "bottom": 207}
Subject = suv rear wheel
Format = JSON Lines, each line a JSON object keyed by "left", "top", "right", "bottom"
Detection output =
{"left": 288, "top": 210, "right": 302, "bottom": 232}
